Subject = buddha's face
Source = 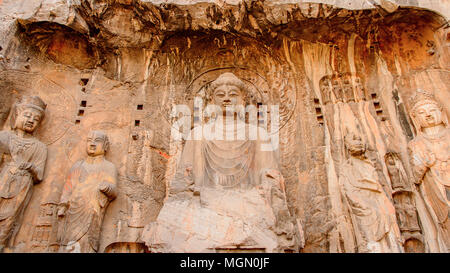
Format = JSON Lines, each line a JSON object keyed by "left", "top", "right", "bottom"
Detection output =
{"left": 15, "top": 107, "right": 42, "bottom": 133}
{"left": 414, "top": 103, "right": 443, "bottom": 129}
{"left": 86, "top": 131, "right": 107, "bottom": 157}
{"left": 212, "top": 84, "right": 244, "bottom": 113}
{"left": 345, "top": 133, "right": 365, "bottom": 156}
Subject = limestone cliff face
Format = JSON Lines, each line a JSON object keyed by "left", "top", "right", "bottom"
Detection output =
{"left": 0, "top": 0, "right": 448, "bottom": 252}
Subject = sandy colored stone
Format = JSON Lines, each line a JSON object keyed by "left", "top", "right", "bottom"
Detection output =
{"left": 0, "top": 0, "right": 447, "bottom": 253}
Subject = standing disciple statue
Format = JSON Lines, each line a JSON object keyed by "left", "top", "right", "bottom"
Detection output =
{"left": 0, "top": 96, "right": 48, "bottom": 252}
{"left": 58, "top": 130, "right": 117, "bottom": 253}
{"left": 339, "top": 130, "right": 403, "bottom": 253}
{"left": 407, "top": 89, "right": 449, "bottom": 252}
{"left": 143, "top": 72, "right": 301, "bottom": 252}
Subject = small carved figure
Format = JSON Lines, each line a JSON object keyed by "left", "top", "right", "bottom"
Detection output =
{"left": 331, "top": 75, "right": 344, "bottom": 103}
{"left": 58, "top": 130, "right": 117, "bottom": 253}
{"left": 385, "top": 152, "right": 410, "bottom": 192}
{"left": 0, "top": 96, "right": 48, "bottom": 252}
{"left": 354, "top": 76, "right": 366, "bottom": 102}
{"left": 339, "top": 131, "right": 403, "bottom": 253}
{"left": 319, "top": 75, "right": 332, "bottom": 105}
{"left": 407, "top": 89, "right": 449, "bottom": 251}
{"left": 384, "top": 152, "right": 422, "bottom": 242}
{"left": 393, "top": 192, "right": 421, "bottom": 233}
{"left": 342, "top": 73, "right": 355, "bottom": 103}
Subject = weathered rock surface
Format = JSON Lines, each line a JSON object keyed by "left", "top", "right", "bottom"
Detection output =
{"left": 0, "top": 0, "right": 448, "bottom": 252}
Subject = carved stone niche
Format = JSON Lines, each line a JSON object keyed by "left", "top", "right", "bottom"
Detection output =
{"left": 384, "top": 152, "right": 424, "bottom": 252}
{"left": 319, "top": 73, "right": 367, "bottom": 105}
{"left": 104, "top": 242, "right": 149, "bottom": 253}
{"left": 393, "top": 192, "right": 422, "bottom": 231}
{"left": 396, "top": 195, "right": 425, "bottom": 253}
{"left": 31, "top": 201, "right": 59, "bottom": 252}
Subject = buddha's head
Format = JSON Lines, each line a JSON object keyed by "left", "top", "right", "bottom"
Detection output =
{"left": 210, "top": 72, "right": 247, "bottom": 115}
{"left": 344, "top": 131, "right": 366, "bottom": 157}
{"left": 86, "top": 130, "right": 110, "bottom": 157}
{"left": 11, "top": 96, "right": 46, "bottom": 134}
{"left": 410, "top": 89, "right": 446, "bottom": 132}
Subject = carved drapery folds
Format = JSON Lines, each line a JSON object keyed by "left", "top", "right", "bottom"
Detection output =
{"left": 339, "top": 129, "right": 403, "bottom": 253}
{"left": 407, "top": 89, "right": 449, "bottom": 252}
{"left": 57, "top": 130, "right": 117, "bottom": 253}
{"left": 142, "top": 72, "right": 302, "bottom": 253}
{"left": 0, "top": 96, "right": 48, "bottom": 252}
{"left": 0, "top": 0, "right": 449, "bottom": 253}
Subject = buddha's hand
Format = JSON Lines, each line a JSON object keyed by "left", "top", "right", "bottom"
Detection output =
{"left": 99, "top": 182, "right": 113, "bottom": 195}
{"left": 18, "top": 162, "right": 34, "bottom": 171}
{"left": 57, "top": 205, "right": 67, "bottom": 217}
{"left": 262, "top": 169, "right": 286, "bottom": 193}
{"left": 422, "top": 152, "right": 436, "bottom": 168}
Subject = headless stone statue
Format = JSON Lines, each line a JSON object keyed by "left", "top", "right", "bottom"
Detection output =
{"left": 339, "top": 131, "right": 403, "bottom": 253}
{"left": 142, "top": 72, "right": 301, "bottom": 252}
{"left": 407, "top": 89, "right": 450, "bottom": 252}
{"left": 0, "top": 96, "right": 47, "bottom": 252}
{"left": 58, "top": 130, "right": 117, "bottom": 253}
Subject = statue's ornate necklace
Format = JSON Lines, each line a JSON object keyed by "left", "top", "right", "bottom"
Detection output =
{"left": 421, "top": 128, "right": 446, "bottom": 142}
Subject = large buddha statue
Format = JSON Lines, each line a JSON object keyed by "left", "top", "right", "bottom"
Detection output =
{"left": 142, "top": 72, "right": 301, "bottom": 252}
{"left": 407, "top": 89, "right": 449, "bottom": 252}
{"left": 0, "top": 96, "right": 48, "bottom": 252}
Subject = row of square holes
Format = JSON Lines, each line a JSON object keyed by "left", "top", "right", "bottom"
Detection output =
{"left": 135, "top": 104, "right": 143, "bottom": 127}
{"left": 76, "top": 103, "right": 144, "bottom": 126}
{"left": 314, "top": 98, "right": 324, "bottom": 125}
{"left": 75, "top": 78, "right": 89, "bottom": 124}
{"left": 75, "top": 100, "right": 87, "bottom": 124}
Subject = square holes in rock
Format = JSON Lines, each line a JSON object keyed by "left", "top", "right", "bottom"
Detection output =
{"left": 80, "top": 78, "right": 89, "bottom": 86}
{"left": 135, "top": 120, "right": 140, "bottom": 127}
{"left": 78, "top": 109, "right": 84, "bottom": 116}
{"left": 137, "top": 104, "right": 143, "bottom": 110}
{"left": 317, "top": 115, "right": 324, "bottom": 125}
{"left": 80, "top": 100, "right": 87, "bottom": 107}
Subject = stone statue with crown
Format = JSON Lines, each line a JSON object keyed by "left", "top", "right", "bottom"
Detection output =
{"left": 0, "top": 96, "right": 48, "bottom": 252}
{"left": 407, "top": 89, "right": 449, "bottom": 252}
{"left": 142, "top": 72, "right": 302, "bottom": 252}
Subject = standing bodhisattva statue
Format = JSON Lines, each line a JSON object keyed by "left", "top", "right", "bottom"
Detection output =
{"left": 339, "top": 131, "right": 403, "bottom": 253}
{"left": 0, "top": 96, "right": 48, "bottom": 252}
{"left": 407, "top": 89, "right": 449, "bottom": 252}
{"left": 58, "top": 130, "right": 117, "bottom": 253}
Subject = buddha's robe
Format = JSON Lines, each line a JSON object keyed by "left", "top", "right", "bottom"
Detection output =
{"left": 59, "top": 159, "right": 117, "bottom": 253}
{"left": 339, "top": 156, "right": 403, "bottom": 253}
{"left": 144, "top": 117, "right": 299, "bottom": 252}
{"left": 0, "top": 131, "right": 47, "bottom": 248}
